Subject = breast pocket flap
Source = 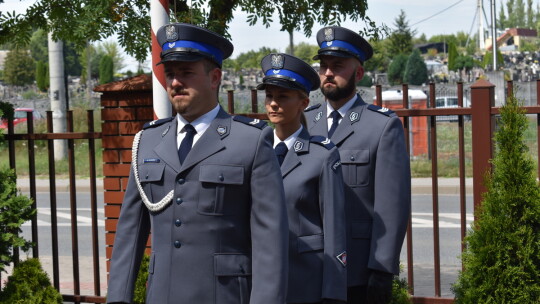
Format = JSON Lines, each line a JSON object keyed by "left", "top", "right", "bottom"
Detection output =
{"left": 214, "top": 254, "right": 252, "bottom": 276}
{"left": 200, "top": 165, "right": 244, "bottom": 185}
{"left": 297, "top": 234, "right": 324, "bottom": 253}
{"left": 339, "top": 149, "right": 369, "bottom": 164}
{"left": 139, "top": 163, "right": 165, "bottom": 183}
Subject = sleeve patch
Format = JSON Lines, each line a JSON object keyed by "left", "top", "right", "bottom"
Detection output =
{"left": 232, "top": 115, "right": 267, "bottom": 129}
{"left": 367, "top": 104, "right": 395, "bottom": 117}
{"left": 143, "top": 117, "right": 174, "bottom": 129}
{"left": 310, "top": 135, "right": 335, "bottom": 150}
{"left": 304, "top": 103, "right": 322, "bottom": 112}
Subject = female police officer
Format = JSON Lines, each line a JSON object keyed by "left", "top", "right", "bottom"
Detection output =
{"left": 258, "top": 53, "right": 347, "bottom": 304}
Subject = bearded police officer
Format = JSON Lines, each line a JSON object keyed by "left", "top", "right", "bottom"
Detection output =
{"left": 305, "top": 26, "right": 411, "bottom": 304}
{"left": 107, "top": 23, "right": 288, "bottom": 304}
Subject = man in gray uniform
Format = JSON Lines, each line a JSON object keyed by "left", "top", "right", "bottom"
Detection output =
{"left": 107, "top": 23, "right": 289, "bottom": 304}
{"left": 305, "top": 26, "right": 411, "bottom": 304}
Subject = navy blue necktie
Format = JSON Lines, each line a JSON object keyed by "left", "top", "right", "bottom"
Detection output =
{"left": 178, "top": 124, "right": 197, "bottom": 165}
{"left": 274, "top": 142, "right": 288, "bottom": 166}
{"left": 328, "top": 110, "right": 341, "bottom": 138}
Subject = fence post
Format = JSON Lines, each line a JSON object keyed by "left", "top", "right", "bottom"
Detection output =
{"left": 470, "top": 79, "right": 495, "bottom": 211}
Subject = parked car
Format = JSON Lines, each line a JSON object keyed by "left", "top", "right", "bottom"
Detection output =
{"left": 435, "top": 96, "right": 471, "bottom": 122}
{"left": 0, "top": 108, "right": 44, "bottom": 129}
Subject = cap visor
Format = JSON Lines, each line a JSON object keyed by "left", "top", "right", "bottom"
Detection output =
{"left": 156, "top": 53, "right": 206, "bottom": 65}
{"left": 258, "top": 78, "right": 305, "bottom": 92}
{"left": 313, "top": 50, "right": 354, "bottom": 60}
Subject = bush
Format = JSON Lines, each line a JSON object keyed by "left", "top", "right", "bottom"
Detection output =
{"left": 99, "top": 55, "right": 114, "bottom": 84}
{"left": 133, "top": 254, "right": 150, "bottom": 304}
{"left": 391, "top": 275, "right": 412, "bottom": 304}
{"left": 403, "top": 49, "right": 428, "bottom": 85}
{"left": 387, "top": 54, "right": 408, "bottom": 85}
{"left": 0, "top": 258, "right": 62, "bottom": 304}
{"left": 452, "top": 95, "right": 540, "bottom": 302}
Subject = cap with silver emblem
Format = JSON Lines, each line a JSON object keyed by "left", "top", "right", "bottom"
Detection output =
{"left": 257, "top": 53, "right": 320, "bottom": 93}
{"left": 313, "top": 26, "right": 373, "bottom": 63}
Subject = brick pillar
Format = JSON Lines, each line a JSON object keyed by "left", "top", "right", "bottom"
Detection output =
{"left": 94, "top": 74, "right": 155, "bottom": 271}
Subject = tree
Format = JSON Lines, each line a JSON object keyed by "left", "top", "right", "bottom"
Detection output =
{"left": 447, "top": 41, "right": 459, "bottom": 71}
{"left": 35, "top": 60, "right": 49, "bottom": 92}
{"left": 454, "top": 55, "right": 475, "bottom": 72}
{"left": 388, "top": 10, "right": 416, "bottom": 57}
{"left": 363, "top": 38, "right": 390, "bottom": 73}
{"left": 452, "top": 95, "right": 540, "bottom": 303}
{"left": 483, "top": 50, "right": 504, "bottom": 70}
{"left": 3, "top": 48, "right": 34, "bottom": 86}
{"left": 387, "top": 53, "right": 408, "bottom": 85}
{"left": 0, "top": 0, "right": 384, "bottom": 63}
{"left": 223, "top": 47, "right": 279, "bottom": 70}
{"left": 403, "top": 49, "right": 427, "bottom": 85}
{"left": 285, "top": 42, "right": 318, "bottom": 65}
{"left": 99, "top": 55, "right": 114, "bottom": 84}
{"left": 98, "top": 41, "right": 125, "bottom": 75}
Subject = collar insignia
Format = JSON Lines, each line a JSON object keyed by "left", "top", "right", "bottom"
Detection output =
{"left": 166, "top": 25, "right": 178, "bottom": 42}
{"left": 271, "top": 54, "right": 284, "bottom": 69}
{"left": 217, "top": 126, "right": 227, "bottom": 136}
{"left": 293, "top": 141, "right": 304, "bottom": 152}
{"left": 315, "top": 111, "right": 323, "bottom": 121}
{"left": 349, "top": 111, "right": 359, "bottom": 122}
{"left": 324, "top": 28, "right": 334, "bottom": 42}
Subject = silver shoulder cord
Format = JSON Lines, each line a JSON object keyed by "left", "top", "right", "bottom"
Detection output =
{"left": 132, "top": 130, "right": 174, "bottom": 212}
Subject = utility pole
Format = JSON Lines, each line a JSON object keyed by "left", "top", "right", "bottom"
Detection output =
{"left": 491, "top": 0, "right": 498, "bottom": 70}
{"left": 48, "top": 33, "right": 67, "bottom": 160}
{"left": 288, "top": 31, "right": 294, "bottom": 56}
{"left": 478, "top": 0, "right": 485, "bottom": 50}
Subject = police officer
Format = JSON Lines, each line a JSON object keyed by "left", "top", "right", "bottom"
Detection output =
{"left": 258, "top": 53, "right": 347, "bottom": 304}
{"left": 305, "top": 26, "right": 411, "bottom": 304}
{"left": 107, "top": 23, "right": 289, "bottom": 304}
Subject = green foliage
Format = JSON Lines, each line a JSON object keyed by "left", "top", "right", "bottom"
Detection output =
{"left": 387, "top": 53, "right": 408, "bottom": 85}
{"left": 223, "top": 47, "right": 279, "bottom": 70}
{"left": 357, "top": 74, "right": 373, "bottom": 87}
{"left": 364, "top": 39, "right": 390, "bottom": 73}
{"left": 483, "top": 50, "right": 504, "bottom": 70}
{"left": 0, "top": 168, "right": 35, "bottom": 274}
{"left": 0, "top": 0, "right": 382, "bottom": 63}
{"left": 3, "top": 48, "right": 35, "bottom": 86}
{"left": 35, "top": 60, "right": 49, "bottom": 92}
{"left": 403, "top": 49, "right": 427, "bottom": 85}
{"left": 0, "top": 258, "right": 62, "bottom": 304}
{"left": 390, "top": 275, "right": 412, "bottom": 304}
{"left": 99, "top": 55, "right": 114, "bottom": 84}
{"left": 133, "top": 254, "right": 150, "bottom": 304}
{"left": 29, "top": 29, "right": 82, "bottom": 77}
{"left": 286, "top": 42, "right": 318, "bottom": 65}
{"left": 388, "top": 10, "right": 415, "bottom": 56}
{"left": 452, "top": 96, "right": 540, "bottom": 303}
{"left": 454, "top": 55, "right": 476, "bottom": 72}
{"left": 98, "top": 41, "right": 125, "bottom": 74}
{"left": 447, "top": 42, "right": 459, "bottom": 71}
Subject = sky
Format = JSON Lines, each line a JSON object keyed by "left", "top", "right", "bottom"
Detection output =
{"left": 0, "top": 0, "right": 487, "bottom": 71}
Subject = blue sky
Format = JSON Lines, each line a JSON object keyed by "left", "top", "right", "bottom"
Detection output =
{"left": 1, "top": 0, "right": 486, "bottom": 70}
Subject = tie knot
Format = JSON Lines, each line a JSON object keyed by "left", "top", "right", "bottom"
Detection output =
{"left": 331, "top": 110, "right": 341, "bottom": 121}
{"left": 275, "top": 142, "right": 288, "bottom": 156}
{"left": 183, "top": 124, "right": 196, "bottom": 134}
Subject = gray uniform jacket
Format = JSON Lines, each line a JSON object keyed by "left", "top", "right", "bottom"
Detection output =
{"left": 304, "top": 95, "right": 411, "bottom": 287}
{"left": 281, "top": 128, "right": 347, "bottom": 303}
{"left": 107, "top": 107, "right": 289, "bottom": 304}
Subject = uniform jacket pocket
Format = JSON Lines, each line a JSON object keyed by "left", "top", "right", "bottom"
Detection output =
{"left": 214, "top": 254, "right": 252, "bottom": 304}
{"left": 198, "top": 165, "right": 244, "bottom": 215}
{"left": 297, "top": 234, "right": 324, "bottom": 253}
{"left": 139, "top": 163, "right": 165, "bottom": 200}
{"left": 339, "top": 149, "right": 370, "bottom": 187}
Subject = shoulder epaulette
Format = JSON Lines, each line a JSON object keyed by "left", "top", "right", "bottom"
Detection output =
{"left": 310, "top": 135, "right": 335, "bottom": 150}
{"left": 143, "top": 117, "right": 174, "bottom": 129}
{"left": 304, "top": 103, "right": 322, "bottom": 112}
{"left": 233, "top": 115, "right": 267, "bottom": 129}
{"left": 367, "top": 104, "right": 395, "bottom": 117}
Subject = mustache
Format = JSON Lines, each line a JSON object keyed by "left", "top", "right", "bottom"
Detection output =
{"left": 323, "top": 79, "right": 336, "bottom": 85}
{"left": 171, "top": 89, "right": 188, "bottom": 96}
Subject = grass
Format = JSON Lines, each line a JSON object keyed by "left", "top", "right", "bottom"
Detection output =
{"left": 1, "top": 107, "right": 539, "bottom": 179}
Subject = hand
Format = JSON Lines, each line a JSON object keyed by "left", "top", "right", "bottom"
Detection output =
{"left": 366, "top": 270, "right": 393, "bottom": 304}
{"left": 322, "top": 299, "right": 346, "bottom": 304}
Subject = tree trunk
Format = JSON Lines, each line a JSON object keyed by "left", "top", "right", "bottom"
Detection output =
{"left": 48, "top": 33, "right": 67, "bottom": 160}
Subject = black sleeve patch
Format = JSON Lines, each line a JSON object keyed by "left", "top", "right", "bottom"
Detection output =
{"left": 367, "top": 104, "right": 396, "bottom": 117}
{"left": 310, "top": 135, "right": 335, "bottom": 150}
{"left": 304, "top": 103, "right": 322, "bottom": 112}
{"left": 232, "top": 115, "right": 267, "bottom": 129}
{"left": 143, "top": 117, "right": 174, "bottom": 129}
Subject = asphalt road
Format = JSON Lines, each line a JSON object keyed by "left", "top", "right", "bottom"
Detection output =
{"left": 17, "top": 191, "right": 474, "bottom": 298}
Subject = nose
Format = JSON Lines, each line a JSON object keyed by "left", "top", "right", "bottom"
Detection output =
{"left": 323, "top": 67, "right": 334, "bottom": 77}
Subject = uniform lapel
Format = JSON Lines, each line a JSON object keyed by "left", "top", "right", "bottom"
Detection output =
{"left": 308, "top": 106, "right": 328, "bottom": 138}
{"left": 179, "top": 108, "right": 230, "bottom": 173}
{"left": 330, "top": 95, "right": 366, "bottom": 146}
{"left": 281, "top": 128, "right": 309, "bottom": 178}
{"left": 154, "top": 119, "right": 182, "bottom": 173}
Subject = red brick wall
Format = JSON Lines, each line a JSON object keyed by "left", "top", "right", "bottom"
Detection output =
{"left": 94, "top": 74, "right": 156, "bottom": 271}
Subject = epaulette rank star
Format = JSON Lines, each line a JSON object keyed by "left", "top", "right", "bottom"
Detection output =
{"left": 143, "top": 117, "right": 174, "bottom": 129}
{"left": 233, "top": 115, "right": 267, "bottom": 129}
{"left": 367, "top": 104, "right": 396, "bottom": 117}
{"left": 310, "top": 135, "right": 335, "bottom": 150}
{"left": 304, "top": 103, "right": 322, "bottom": 112}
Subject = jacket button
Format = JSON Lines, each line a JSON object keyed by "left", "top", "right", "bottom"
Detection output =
{"left": 218, "top": 174, "right": 224, "bottom": 182}
{"left": 177, "top": 178, "right": 185, "bottom": 185}
{"left": 350, "top": 156, "right": 355, "bottom": 161}
{"left": 174, "top": 241, "right": 181, "bottom": 248}
{"left": 176, "top": 197, "right": 183, "bottom": 205}
{"left": 175, "top": 219, "right": 182, "bottom": 227}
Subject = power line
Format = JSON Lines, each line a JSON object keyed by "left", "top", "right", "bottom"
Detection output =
{"left": 410, "top": 0, "right": 465, "bottom": 27}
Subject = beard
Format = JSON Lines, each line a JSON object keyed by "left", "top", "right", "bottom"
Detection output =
{"left": 321, "top": 71, "right": 357, "bottom": 101}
